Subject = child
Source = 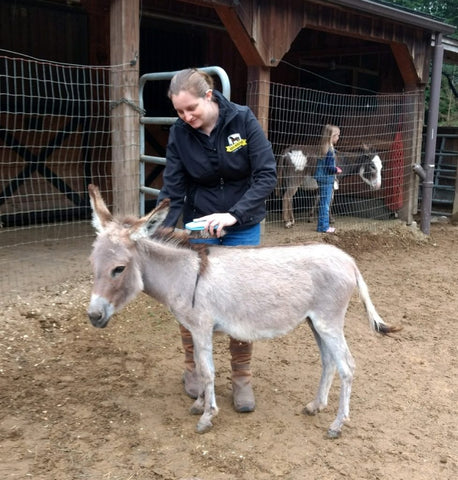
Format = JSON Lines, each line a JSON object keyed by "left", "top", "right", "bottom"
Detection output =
{"left": 314, "top": 124, "right": 342, "bottom": 233}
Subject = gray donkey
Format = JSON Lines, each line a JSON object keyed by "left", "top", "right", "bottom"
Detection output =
{"left": 87, "top": 184, "right": 400, "bottom": 438}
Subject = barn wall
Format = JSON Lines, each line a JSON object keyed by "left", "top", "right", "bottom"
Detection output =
{"left": 0, "top": 0, "right": 88, "bottom": 64}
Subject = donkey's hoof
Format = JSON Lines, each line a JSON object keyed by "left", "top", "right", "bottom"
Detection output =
{"left": 196, "top": 420, "right": 213, "bottom": 434}
{"left": 327, "top": 428, "right": 342, "bottom": 439}
{"left": 303, "top": 401, "right": 324, "bottom": 416}
{"left": 303, "top": 405, "right": 317, "bottom": 416}
{"left": 190, "top": 402, "right": 204, "bottom": 416}
{"left": 285, "top": 221, "right": 294, "bottom": 229}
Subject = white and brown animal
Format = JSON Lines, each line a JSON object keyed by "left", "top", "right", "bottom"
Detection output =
{"left": 277, "top": 145, "right": 383, "bottom": 228}
{"left": 87, "top": 184, "right": 400, "bottom": 438}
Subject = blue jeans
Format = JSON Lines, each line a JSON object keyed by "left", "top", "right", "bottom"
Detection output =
{"left": 316, "top": 182, "right": 334, "bottom": 232}
{"left": 189, "top": 223, "right": 261, "bottom": 246}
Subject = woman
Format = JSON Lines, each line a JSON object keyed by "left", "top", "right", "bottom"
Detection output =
{"left": 314, "top": 124, "right": 342, "bottom": 233}
{"left": 157, "top": 68, "right": 277, "bottom": 412}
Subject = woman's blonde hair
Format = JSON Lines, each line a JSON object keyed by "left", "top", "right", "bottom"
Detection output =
{"left": 168, "top": 68, "right": 214, "bottom": 99}
{"left": 320, "top": 124, "right": 340, "bottom": 156}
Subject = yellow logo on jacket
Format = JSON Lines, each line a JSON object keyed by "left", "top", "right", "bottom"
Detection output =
{"left": 226, "top": 133, "right": 247, "bottom": 152}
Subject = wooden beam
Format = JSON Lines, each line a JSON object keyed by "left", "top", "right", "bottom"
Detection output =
{"left": 214, "top": 4, "right": 264, "bottom": 66}
{"left": 215, "top": 1, "right": 305, "bottom": 67}
{"left": 109, "top": 0, "right": 140, "bottom": 216}
{"left": 390, "top": 43, "right": 421, "bottom": 88}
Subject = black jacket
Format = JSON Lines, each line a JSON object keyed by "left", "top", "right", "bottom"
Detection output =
{"left": 158, "top": 90, "right": 277, "bottom": 230}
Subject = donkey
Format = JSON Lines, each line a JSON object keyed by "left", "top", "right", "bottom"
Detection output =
{"left": 277, "top": 145, "right": 382, "bottom": 228}
{"left": 87, "top": 184, "right": 400, "bottom": 438}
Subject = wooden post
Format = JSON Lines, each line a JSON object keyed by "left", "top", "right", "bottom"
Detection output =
{"left": 246, "top": 66, "right": 271, "bottom": 136}
{"left": 400, "top": 87, "right": 424, "bottom": 225}
{"left": 246, "top": 66, "right": 272, "bottom": 236}
{"left": 110, "top": 0, "right": 140, "bottom": 216}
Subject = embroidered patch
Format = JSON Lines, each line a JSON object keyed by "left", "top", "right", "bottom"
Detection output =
{"left": 225, "top": 133, "right": 247, "bottom": 152}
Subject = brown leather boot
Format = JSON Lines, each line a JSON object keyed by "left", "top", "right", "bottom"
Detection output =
{"left": 179, "top": 324, "right": 199, "bottom": 399}
{"left": 230, "top": 338, "right": 255, "bottom": 413}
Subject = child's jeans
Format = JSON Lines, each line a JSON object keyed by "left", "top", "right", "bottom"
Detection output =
{"left": 316, "top": 182, "right": 334, "bottom": 232}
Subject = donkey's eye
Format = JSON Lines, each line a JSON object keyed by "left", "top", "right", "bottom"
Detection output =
{"left": 111, "top": 266, "right": 125, "bottom": 277}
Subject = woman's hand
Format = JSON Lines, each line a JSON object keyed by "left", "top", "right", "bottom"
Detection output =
{"left": 193, "top": 213, "right": 237, "bottom": 238}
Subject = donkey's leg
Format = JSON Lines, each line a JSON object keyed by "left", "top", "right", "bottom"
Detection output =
{"left": 308, "top": 191, "right": 319, "bottom": 223}
{"left": 283, "top": 185, "right": 299, "bottom": 228}
{"left": 189, "top": 332, "right": 219, "bottom": 434}
{"left": 303, "top": 318, "right": 336, "bottom": 415}
{"left": 282, "top": 192, "right": 293, "bottom": 228}
{"left": 306, "top": 317, "right": 355, "bottom": 438}
{"left": 327, "top": 336, "right": 354, "bottom": 438}
{"left": 322, "top": 334, "right": 355, "bottom": 438}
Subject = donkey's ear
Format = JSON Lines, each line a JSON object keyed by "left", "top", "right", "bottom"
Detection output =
{"left": 130, "top": 199, "right": 170, "bottom": 241}
{"left": 88, "top": 184, "right": 113, "bottom": 233}
{"left": 144, "top": 199, "right": 171, "bottom": 236}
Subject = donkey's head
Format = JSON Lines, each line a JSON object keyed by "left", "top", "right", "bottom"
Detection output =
{"left": 357, "top": 145, "right": 382, "bottom": 190}
{"left": 87, "top": 184, "right": 170, "bottom": 328}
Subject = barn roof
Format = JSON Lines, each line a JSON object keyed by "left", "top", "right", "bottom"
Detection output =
{"left": 331, "top": 0, "right": 455, "bottom": 35}
{"left": 209, "top": 0, "right": 457, "bottom": 63}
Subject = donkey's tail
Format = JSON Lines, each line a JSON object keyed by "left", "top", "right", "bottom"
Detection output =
{"left": 356, "top": 270, "right": 402, "bottom": 335}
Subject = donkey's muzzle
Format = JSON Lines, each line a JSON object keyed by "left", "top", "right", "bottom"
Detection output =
{"left": 87, "top": 310, "right": 109, "bottom": 328}
{"left": 87, "top": 294, "right": 114, "bottom": 328}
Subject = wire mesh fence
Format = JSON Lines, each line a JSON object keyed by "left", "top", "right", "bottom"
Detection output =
{"left": 1, "top": 53, "right": 425, "bottom": 296}
{"left": 0, "top": 52, "right": 140, "bottom": 295}
{"left": 248, "top": 80, "right": 424, "bottom": 232}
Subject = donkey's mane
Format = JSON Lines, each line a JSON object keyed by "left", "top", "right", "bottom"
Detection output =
{"left": 152, "top": 227, "right": 192, "bottom": 247}
{"left": 150, "top": 228, "right": 210, "bottom": 276}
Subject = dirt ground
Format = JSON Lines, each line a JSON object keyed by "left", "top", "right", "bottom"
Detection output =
{"left": 0, "top": 219, "right": 457, "bottom": 480}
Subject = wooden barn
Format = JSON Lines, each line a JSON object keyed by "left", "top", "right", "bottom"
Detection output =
{"left": 0, "top": 0, "right": 457, "bottom": 232}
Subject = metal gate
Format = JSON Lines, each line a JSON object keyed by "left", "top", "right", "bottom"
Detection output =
{"left": 420, "top": 128, "right": 458, "bottom": 216}
{"left": 138, "top": 66, "right": 231, "bottom": 215}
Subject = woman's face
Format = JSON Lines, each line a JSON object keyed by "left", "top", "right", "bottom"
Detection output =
{"left": 171, "top": 90, "right": 212, "bottom": 130}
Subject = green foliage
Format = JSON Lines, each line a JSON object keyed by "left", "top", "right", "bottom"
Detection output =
{"left": 439, "top": 65, "right": 458, "bottom": 126}
{"left": 424, "top": 65, "right": 458, "bottom": 126}
{"left": 386, "top": 0, "right": 458, "bottom": 35}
